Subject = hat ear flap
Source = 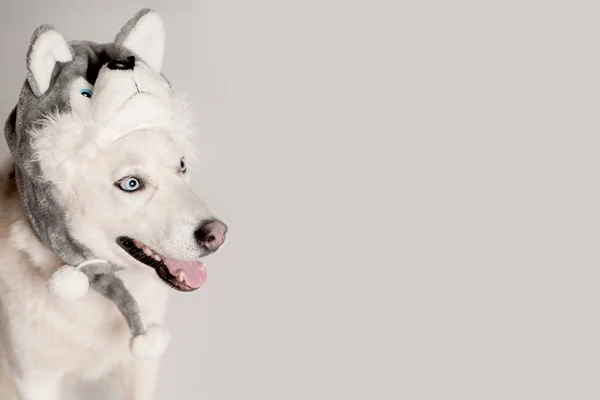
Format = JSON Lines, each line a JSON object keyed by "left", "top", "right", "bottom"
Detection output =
{"left": 115, "top": 8, "right": 165, "bottom": 72}
{"left": 26, "top": 25, "right": 73, "bottom": 97}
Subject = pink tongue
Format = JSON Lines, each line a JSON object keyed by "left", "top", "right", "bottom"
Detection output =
{"left": 162, "top": 258, "right": 207, "bottom": 289}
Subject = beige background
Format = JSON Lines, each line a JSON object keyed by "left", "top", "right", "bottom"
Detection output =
{"left": 0, "top": 0, "right": 598, "bottom": 399}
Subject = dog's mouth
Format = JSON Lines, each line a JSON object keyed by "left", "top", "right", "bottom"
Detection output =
{"left": 117, "top": 237, "right": 207, "bottom": 292}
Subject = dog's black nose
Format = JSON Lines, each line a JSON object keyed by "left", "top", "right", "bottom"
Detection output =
{"left": 107, "top": 56, "right": 135, "bottom": 71}
{"left": 195, "top": 219, "right": 228, "bottom": 252}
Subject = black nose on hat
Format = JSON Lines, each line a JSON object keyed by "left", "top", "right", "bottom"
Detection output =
{"left": 107, "top": 56, "right": 135, "bottom": 71}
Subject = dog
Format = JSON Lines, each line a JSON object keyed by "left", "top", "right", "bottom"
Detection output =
{"left": 0, "top": 9, "right": 227, "bottom": 399}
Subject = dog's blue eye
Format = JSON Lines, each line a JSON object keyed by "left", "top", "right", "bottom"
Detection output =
{"left": 119, "top": 177, "right": 141, "bottom": 192}
{"left": 79, "top": 88, "right": 93, "bottom": 98}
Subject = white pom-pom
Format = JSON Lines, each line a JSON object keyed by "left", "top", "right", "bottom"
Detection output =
{"left": 47, "top": 265, "right": 90, "bottom": 301}
{"left": 130, "top": 324, "right": 170, "bottom": 359}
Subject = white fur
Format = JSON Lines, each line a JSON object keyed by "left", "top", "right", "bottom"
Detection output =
{"left": 28, "top": 29, "right": 72, "bottom": 95}
{"left": 9, "top": 219, "right": 61, "bottom": 268}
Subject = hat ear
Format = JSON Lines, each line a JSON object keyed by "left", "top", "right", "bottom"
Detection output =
{"left": 26, "top": 25, "right": 73, "bottom": 97}
{"left": 115, "top": 8, "right": 165, "bottom": 72}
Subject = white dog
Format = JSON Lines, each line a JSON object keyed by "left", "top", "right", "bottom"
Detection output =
{"left": 0, "top": 9, "right": 227, "bottom": 399}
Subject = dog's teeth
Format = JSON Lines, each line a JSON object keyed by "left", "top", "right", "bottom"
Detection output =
{"left": 177, "top": 271, "right": 185, "bottom": 282}
{"left": 142, "top": 246, "right": 154, "bottom": 257}
{"left": 133, "top": 239, "right": 144, "bottom": 249}
{"left": 154, "top": 254, "right": 161, "bottom": 262}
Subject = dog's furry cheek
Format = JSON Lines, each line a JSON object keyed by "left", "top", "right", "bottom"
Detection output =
{"left": 61, "top": 159, "right": 101, "bottom": 203}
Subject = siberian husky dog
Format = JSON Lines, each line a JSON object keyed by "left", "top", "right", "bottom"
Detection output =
{"left": 0, "top": 9, "right": 227, "bottom": 400}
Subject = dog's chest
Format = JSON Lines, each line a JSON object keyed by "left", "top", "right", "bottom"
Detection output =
{"left": 0, "top": 223, "right": 169, "bottom": 376}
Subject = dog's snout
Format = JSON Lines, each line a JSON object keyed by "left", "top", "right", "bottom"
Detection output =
{"left": 107, "top": 56, "right": 135, "bottom": 71}
{"left": 195, "top": 219, "right": 227, "bottom": 252}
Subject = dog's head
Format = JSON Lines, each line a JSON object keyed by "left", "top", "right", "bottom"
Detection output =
{"left": 4, "top": 9, "right": 227, "bottom": 292}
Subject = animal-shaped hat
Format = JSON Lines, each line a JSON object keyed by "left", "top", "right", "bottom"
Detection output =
{"left": 5, "top": 8, "right": 187, "bottom": 268}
